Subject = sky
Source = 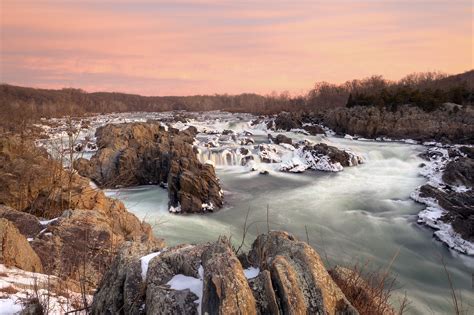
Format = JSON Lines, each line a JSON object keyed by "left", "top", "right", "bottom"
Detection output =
{"left": 0, "top": 0, "right": 472, "bottom": 96}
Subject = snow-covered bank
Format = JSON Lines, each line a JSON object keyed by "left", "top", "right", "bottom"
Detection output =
{"left": 0, "top": 264, "right": 91, "bottom": 315}
{"left": 411, "top": 145, "right": 474, "bottom": 255}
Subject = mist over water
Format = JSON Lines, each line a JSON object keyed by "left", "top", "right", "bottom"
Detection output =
{"left": 104, "top": 114, "right": 474, "bottom": 314}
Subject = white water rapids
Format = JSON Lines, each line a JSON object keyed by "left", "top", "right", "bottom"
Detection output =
{"left": 41, "top": 111, "right": 473, "bottom": 314}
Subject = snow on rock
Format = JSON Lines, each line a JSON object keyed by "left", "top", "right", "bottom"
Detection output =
{"left": 201, "top": 202, "right": 214, "bottom": 211}
{"left": 243, "top": 267, "right": 260, "bottom": 279}
{"left": 140, "top": 252, "right": 161, "bottom": 280}
{"left": 39, "top": 217, "right": 58, "bottom": 226}
{"left": 169, "top": 203, "right": 182, "bottom": 213}
{"left": 411, "top": 146, "right": 474, "bottom": 255}
{"left": 166, "top": 265, "right": 204, "bottom": 314}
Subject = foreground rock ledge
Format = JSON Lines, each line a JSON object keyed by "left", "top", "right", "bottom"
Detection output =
{"left": 92, "top": 231, "right": 361, "bottom": 314}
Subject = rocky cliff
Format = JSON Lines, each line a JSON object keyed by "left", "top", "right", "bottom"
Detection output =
{"left": 75, "top": 122, "right": 223, "bottom": 214}
{"left": 91, "top": 231, "right": 372, "bottom": 315}
{"left": 320, "top": 105, "right": 474, "bottom": 144}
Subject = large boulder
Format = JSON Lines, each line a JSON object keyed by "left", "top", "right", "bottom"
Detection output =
{"left": 75, "top": 123, "right": 223, "bottom": 214}
{"left": 246, "top": 231, "right": 357, "bottom": 314}
{"left": 0, "top": 205, "right": 42, "bottom": 238}
{"left": 0, "top": 218, "right": 43, "bottom": 273}
{"left": 92, "top": 231, "right": 359, "bottom": 314}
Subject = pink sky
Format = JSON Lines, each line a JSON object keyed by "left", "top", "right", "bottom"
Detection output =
{"left": 1, "top": 0, "right": 472, "bottom": 96}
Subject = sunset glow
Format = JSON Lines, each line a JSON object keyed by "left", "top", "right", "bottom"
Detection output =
{"left": 1, "top": 0, "right": 472, "bottom": 95}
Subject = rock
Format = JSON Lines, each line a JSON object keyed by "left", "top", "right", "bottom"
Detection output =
{"left": 222, "top": 129, "right": 234, "bottom": 135}
{"left": 93, "top": 231, "right": 359, "bottom": 314}
{"left": 0, "top": 218, "right": 43, "bottom": 273}
{"left": 201, "top": 237, "right": 257, "bottom": 315}
{"left": 31, "top": 209, "right": 162, "bottom": 289}
{"left": 246, "top": 231, "right": 357, "bottom": 314}
{"left": 240, "top": 155, "right": 254, "bottom": 166}
{"left": 303, "top": 124, "right": 325, "bottom": 135}
{"left": 442, "top": 157, "right": 474, "bottom": 188}
{"left": 240, "top": 137, "right": 255, "bottom": 145}
{"left": 258, "top": 144, "right": 281, "bottom": 163}
{"left": 91, "top": 242, "right": 162, "bottom": 315}
{"left": 75, "top": 123, "right": 223, "bottom": 214}
{"left": 310, "top": 143, "right": 361, "bottom": 167}
{"left": 0, "top": 205, "right": 42, "bottom": 238}
{"left": 320, "top": 105, "right": 474, "bottom": 144}
{"left": 419, "top": 184, "right": 474, "bottom": 242}
{"left": 273, "top": 112, "right": 302, "bottom": 131}
{"left": 269, "top": 134, "right": 292, "bottom": 145}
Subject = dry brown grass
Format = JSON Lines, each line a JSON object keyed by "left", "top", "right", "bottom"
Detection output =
{"left": 0, "top": 285, "right": 19, "bottom": 294}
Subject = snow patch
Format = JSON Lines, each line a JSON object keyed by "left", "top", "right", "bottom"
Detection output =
{"left": 167, "top": 265, "right": 204, "bottom": 314}
{"left": 140, "top": 252, "right": 161, "bottom": 280}
{"left": 243, "top": 267, "right": 260, "bottom": 279}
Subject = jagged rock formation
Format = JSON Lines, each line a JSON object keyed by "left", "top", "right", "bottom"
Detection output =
{"left": 92, "top": 231, "right": 360, "bottom": 314}
{"left": 320, "top": 105, "right": 474, "bottom": 143}
{"left": 269, "top": 112, "right": 325, "bottom": 135}
{"left": 75, "top": 122, "right": 223, "bottom": 213}
{"left": 0, "top": 218, "right": 43, "bottom": 273}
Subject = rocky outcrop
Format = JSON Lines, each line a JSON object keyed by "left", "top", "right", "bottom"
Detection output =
{"left": 281, "top": 143, "right": 363, "bottom": 173}
{"left": 269, "top": 112, "right": 325, "bottom": 135}
{"left": 269, "top": 134, "right": 292, "bottom": 145}
{"left": 92, "top": 231, "right": 360, "bottom": 314}
{"left": 0, "top": 218, "right": 43, "bottom": 273}
{"left": 413, "top": 146, "right": 474, "bottom": 254}
{"left": 320, "top": 105, "right": 474, "bottom": 144}
{"left": 75, "top": 122, "right": 223, "bottom": 213}
{"left": 246, "top": 231, "right": 357, "bottom": 314}
{"left": 29, "top": 207, "right": 161, "bottom": 288}
{"left": 0, "top": 136, "right": 162, "bottom": 284}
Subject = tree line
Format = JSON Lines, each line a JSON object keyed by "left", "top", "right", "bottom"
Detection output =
{"left": 1, "top": 70, "right": 472, "bottom": 133}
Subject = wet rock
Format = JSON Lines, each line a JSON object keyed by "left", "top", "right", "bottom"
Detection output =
{"left": 0, "top": 218, "right": 43, "bottom": 273}
{"left": 269, "top": 134, "right": 292, "bottom": 145}
{"left": 241, "top": 155, "right": 254, "bottom": 166}
{"left": 303, "top": 124, "right": 325, "bottom": 135}
{"left": 259, "top": 144, "right": 281, "bottom": 163}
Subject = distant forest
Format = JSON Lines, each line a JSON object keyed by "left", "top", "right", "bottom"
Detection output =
{"left": 1, "top": 70, "right": 472, "bottom": 133}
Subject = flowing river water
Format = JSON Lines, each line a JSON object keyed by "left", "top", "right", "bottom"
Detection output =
{"left": 59, "top": 112, "right": 471, "bottom": 314}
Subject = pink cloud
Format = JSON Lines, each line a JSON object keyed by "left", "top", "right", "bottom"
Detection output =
{"left": 1, "top": 0, "right": 472, "bottom": 95}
